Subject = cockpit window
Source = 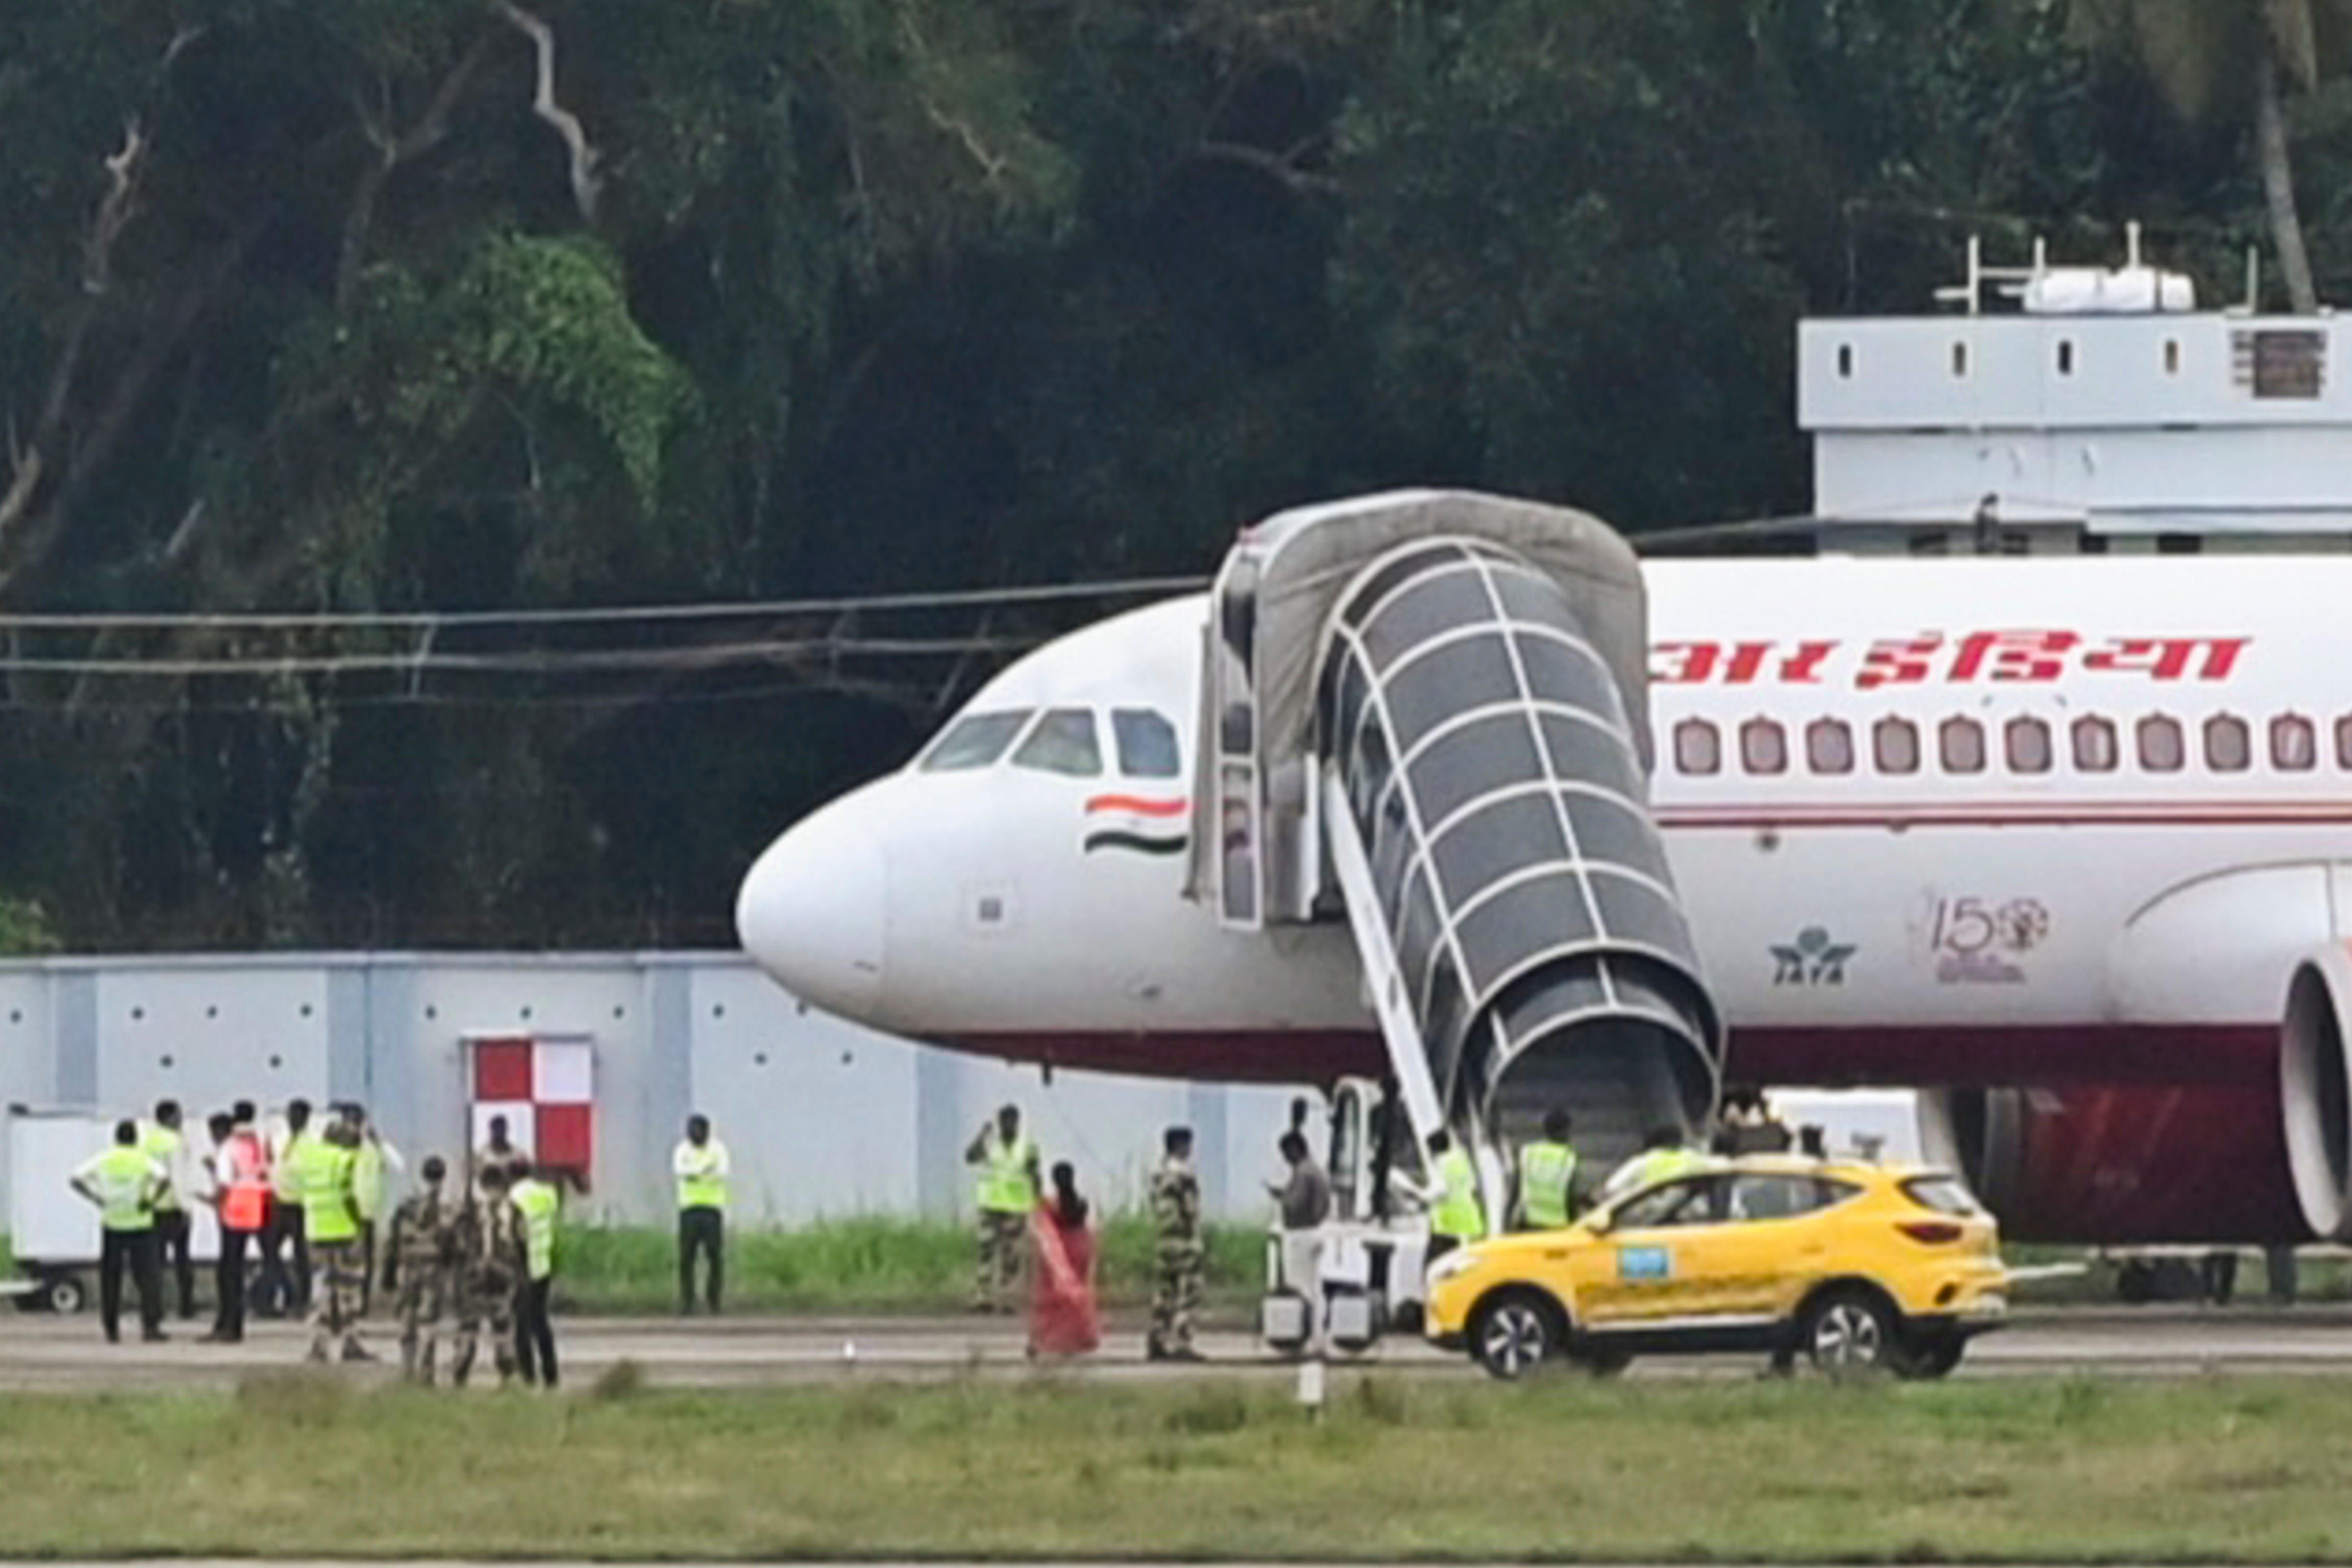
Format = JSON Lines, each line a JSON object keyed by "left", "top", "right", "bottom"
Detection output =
{"left": 918, "top": 710, "right": 1032, "bottom": 772}
{"left": 1112, "top": 709, "right": 1182, "bottom": 778}
{"left": 1013, "top": 708, "right": 1103, "bottom": 777}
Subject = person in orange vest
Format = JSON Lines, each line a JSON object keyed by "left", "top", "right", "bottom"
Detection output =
{"left": 205, "top": 1099, "right": 270, "bottom": 1344}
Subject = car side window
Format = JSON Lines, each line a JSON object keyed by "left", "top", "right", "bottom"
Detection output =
{"left": 1728, "top": 1174, "right": 1842, "bottom": 1221}
{"left": 1013, "top": 708, "right": 1104, "bottom": 777}
{"left": 1612, "top": 1175, "right": 1728, "bottom": 1230}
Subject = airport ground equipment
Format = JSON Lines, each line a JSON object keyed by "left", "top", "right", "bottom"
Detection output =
{"left": 1258, "top": 1078, "right": 1430, "bottom": 1356}
{"left": 4, "top": 1105, "right": 220, "bottom": 1313}
{"left": 1195, "top": 492, "right": 1726, "bottom": 1228}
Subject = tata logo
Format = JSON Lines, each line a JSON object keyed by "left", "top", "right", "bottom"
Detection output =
{"left": 1771, "top": 925, "right": 1856, "bottom": 987}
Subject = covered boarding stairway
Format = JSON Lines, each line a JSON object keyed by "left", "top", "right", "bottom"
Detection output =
{"left": 1187, "top": 492, "right": 1724, "bottom": 1223}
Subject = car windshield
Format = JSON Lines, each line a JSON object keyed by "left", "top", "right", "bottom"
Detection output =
{"left": 918, "top": 709, "right": 1032, "bottom": 772}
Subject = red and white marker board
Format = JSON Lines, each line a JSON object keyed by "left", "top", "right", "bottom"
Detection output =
{"left": 466, "top": 1034, "right": 594, "bottom": 1183}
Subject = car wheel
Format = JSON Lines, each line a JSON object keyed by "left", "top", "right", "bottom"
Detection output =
{"left": 43, "top": 1274, "right": 87, "bottom": 1315}
{"left": 1470, "top": 1291, "right": 1560, "bottom": 1380}
{"left": 1899, "top": 1335, "right": 1966, "bottom": 1380}
{"left": 1800, "top": 1287, "right": 1897, "bottom": 1374}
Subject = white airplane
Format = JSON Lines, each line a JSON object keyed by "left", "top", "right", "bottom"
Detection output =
{"left": 737, "top": 507, "right": 2352, "bottom": 1249}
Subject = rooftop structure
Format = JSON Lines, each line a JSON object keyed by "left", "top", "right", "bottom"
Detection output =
{"left": 1798, "top": 226, "right": 2351, "bottom": 554}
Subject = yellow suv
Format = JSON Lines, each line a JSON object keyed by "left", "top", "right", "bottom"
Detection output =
{"left": 1425, "top": 1157, "right": 2007, "bottom": 1379}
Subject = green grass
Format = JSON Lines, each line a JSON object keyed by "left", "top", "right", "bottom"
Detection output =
{"left": 6, "top": 1375, "right": 2352, "bottom": 1557}
{"left": 553, "top": 1217, "right": 1264, "bottom": 1314}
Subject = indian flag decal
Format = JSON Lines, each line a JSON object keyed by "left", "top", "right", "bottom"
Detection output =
{"left": 1083, "top": 794, "right": 1188, "bottom": 857}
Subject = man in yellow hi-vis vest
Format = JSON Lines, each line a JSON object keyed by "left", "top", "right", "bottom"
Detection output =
{"left": 673, "top": 1114, "right": 730, "bottom": 1315}
{"left": 1421, "top": 1131, "right": 1486, "bottom": 1259}
{"left": 70, "top": 1120, "right": 168, "bottom": 1344}
{"left": 509, "top": 1156, "right": 562, "bottom": 1389}
{"left": 302, "top": 1119, "right": 371, "bottom": 1364}
{"left": 263, "top": 1098, "right": 315, "bottom": 1317}
{"left": 963, "top": 1103, "right": 1041, "bottom": 1313}
{"left": 1512, "top": 1109, "right": 1581, "bottom": 1231}
{"left": 140, "top": 1100, "right": 198, "bottom": 1321}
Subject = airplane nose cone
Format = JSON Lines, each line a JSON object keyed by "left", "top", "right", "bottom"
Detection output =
{"left": 735, "top": 811, "right": 887, "bottom": 1018}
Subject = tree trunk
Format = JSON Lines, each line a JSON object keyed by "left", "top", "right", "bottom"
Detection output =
{"left": 2255, "top": 50, "right": 2321, "bottom": 314}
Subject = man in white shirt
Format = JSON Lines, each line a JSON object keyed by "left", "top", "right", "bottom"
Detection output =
{"left": 672, "top": 1114, "right": 731, "bottom": 1315}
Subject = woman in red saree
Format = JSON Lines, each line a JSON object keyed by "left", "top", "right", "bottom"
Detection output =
{"left": 1029, "top": 1161, "right": 1100, "bottom": 1357}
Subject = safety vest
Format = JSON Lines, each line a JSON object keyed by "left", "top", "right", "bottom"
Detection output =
{"left": 1517, "top": 1140, "right": 1579, "bottom": 1229}
{"left": 85, "top": 1146, "right": 159, "bottom": 1231}
{"left": 1619, "top": 1145, "right": 1708, "bottom": 1195}
{"left": 675, "top": 1139, "right": 729, "bottom": 1211}
{"left": 1431, "top": 1147, "right": 1485, "bottom": 1238}
{"left": 301, "top": 1141, "right": 360, "bottom": 1243}
{"left": 511, "top": 1178, "right": 559, "bottom": 1280}
{"left": 272, "top": 1129, "right": 310, "bottom": 1202}
{"left": 353, "top": 1140, "right": 386, "bottom": 1223}
{"left": 140, "top": 1124, "right": 184, "bottom": 1212}
{"left": 976, "top": 1132, "right": 1037, "bottom": 1215}
{"left": 221, "top": 1130, "right": 269, "bottom": 1232}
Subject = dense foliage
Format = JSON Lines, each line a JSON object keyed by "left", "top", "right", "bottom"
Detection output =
{"left": 0, "top": 0, "right": 2345, "bottom": 951}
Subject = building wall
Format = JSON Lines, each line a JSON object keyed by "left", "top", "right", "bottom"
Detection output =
{"left": 1, "top": 953, "right": 1307, "bottom": 1231}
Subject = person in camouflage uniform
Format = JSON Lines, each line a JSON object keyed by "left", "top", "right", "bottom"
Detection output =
{"left": 305, "top": 1120, "right": 372, "bottom": 1365}
{"left": 449, "top": 1163, "right": 524, "bottom": 1388}
{"left": 1146, "top": 1124, "right": 1204, "bottom": 1362}
{"left": 382, "top": 1155, "right": 457, "bottom": 1386}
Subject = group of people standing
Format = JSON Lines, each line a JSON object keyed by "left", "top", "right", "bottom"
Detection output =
{"left": 959, "top": 1104, "right": 1218, "bottom": 1364}
{"left": 67, "top": 1101, "right": 567, "bottom": 1388}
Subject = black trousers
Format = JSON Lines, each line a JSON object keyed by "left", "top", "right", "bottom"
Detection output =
{"left": 515, "top": 1277, "right": 558, "bottom": 1387}
{"left": 98, "top": 1228, "right": 161, "bottom": 1341}
{"left": 260, "top": 1201, "right": 309, "bottom": 1314}
{"left": 153, "top": 1208, "right": 195, "bottom": 1317}
{"left": 678, "top": 1206, "right": 724, "bottom": 1311}
{"left": 214, "top": 1227, "right": 252, "bottom": 1339}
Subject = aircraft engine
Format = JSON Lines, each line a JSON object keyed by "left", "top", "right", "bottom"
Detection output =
{"left": 1929, "top": 958, "right": 2352, "bottom": 1247}
{"left": 2280, "top": 945, "right": 2352, "bottom": 1240}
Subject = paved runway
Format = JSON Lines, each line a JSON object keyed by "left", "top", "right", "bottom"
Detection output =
{"left": 6, "top": 1304, "right": 2352, "bottom": 1390}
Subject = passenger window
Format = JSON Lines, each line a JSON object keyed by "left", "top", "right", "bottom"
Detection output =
{"left": 1806, "top": 719, "right": 1854, "bottom": 775}
{"left": 1111, "top": 708, "right": 1182, "bottom": 779}
{"left": 1728, "top": 1175, "right": 1838, "bottom": 1222}
{"left": 2137, "top": 715, "right": 2185, "bottom": 773}
{"left": 1674, "top": 719, "right": 1721, "bottom": 776}
{"left": 2005, "top": 717, "right": 2052, "bottom": 774}
{"left": 918, "top": 709, "right": 1033, "bottom": 772}
{"left": 2337, "top": 715, "right": 2352, "bottom": 771}
{"left": 1012, "top": 708, "right": 1103, "bottom": 777}
{"left": 1938, "top": 717, "right": 1985, "bottom": 774}
{"left": 1612, "top": 1177, "right": 1727, "bottom": 1230}
{"left": 1740, "top": 719, "right": 1788, "bottom": 776}
{"left": 2204, "top": 714, "right": 2251, "bottom": 773}
{"left": 2274, "top": 715, "right": 2317, "bottom": 772}
{"left": 2072, "top": 717, "right": 2118, "bottom": 773}
{"left": 1872, "top": 718, "right": 1919, "bottom": 775}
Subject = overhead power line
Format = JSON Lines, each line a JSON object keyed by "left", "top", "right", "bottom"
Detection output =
{"left": 0, "top": 574, "right": 1210, "bottom": 633}
{"left": 0, "top": 634, "right": 1037, "bottom": 679}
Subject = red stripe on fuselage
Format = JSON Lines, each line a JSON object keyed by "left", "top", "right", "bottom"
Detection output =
{"left": 1658, "top": 801, "right": 2352, "bottom": 830}
{"left": 934, "top": 1022, "right": 2276, "bottom": 1089}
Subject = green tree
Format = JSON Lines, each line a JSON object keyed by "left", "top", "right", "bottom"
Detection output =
{"left": 2068, "top": 0, "right": 2352, "bottom": 311}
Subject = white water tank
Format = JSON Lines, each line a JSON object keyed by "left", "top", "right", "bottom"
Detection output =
{"left": 2020, "top": 265, "right": 2195, "bottom": 314}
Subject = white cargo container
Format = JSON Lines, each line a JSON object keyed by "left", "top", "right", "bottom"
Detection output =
{"left": 6, "top": 1105, "right": 219, "bottom": 1313}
